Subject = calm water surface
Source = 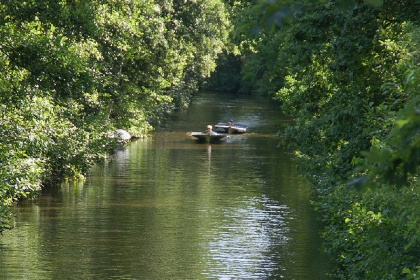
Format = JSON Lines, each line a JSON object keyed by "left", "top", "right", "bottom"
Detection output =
{"left": 0, "top": 92, "right": 330, "bottom": 279}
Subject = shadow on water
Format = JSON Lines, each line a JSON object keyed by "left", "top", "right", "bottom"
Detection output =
{"left": 0, "top": 92, "right": 330, "bottom": 280}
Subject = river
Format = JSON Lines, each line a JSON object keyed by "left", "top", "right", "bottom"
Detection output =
{"left": 0, "top": 92, "right": 330, "bottom": 279}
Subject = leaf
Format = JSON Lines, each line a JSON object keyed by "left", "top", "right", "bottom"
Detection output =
{"left": 402, "top": 267, "right": 411, "bottom": 274}
{"left": 364, "top": 0, "right": 383, "bottom": 9}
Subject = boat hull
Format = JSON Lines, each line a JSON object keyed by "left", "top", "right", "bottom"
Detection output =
{"left": 187, "top": 132, "right": 228, "bottom": 143}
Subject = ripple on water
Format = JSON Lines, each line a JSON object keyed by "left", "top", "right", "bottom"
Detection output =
{"left": 201, "top": 196, "right": 292, "bottom": 279}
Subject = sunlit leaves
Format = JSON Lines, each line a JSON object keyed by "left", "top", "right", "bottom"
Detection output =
{"left": 229, "top": 0, "right": 420, "bottom": 278}
{"left": 403, "top": 266, "right": 420, "bottom": 280}
{"left": 360, "top": 96, "right": 420, "bottom": 189}
{"left": 0, "top": 0, "right": 230, "bottom": 232}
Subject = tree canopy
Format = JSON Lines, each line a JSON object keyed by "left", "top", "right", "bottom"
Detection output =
{"left": 0, "top": 0, "right": 229, "bottom": 232}
{"left": 222, "top": 0, "right": 419, "bottom": 278}
{"left": 1, "top": 0, "right": 419, "bottom": 278}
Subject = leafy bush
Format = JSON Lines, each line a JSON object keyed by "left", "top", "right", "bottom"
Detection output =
{"left": 0, "top": 0, "right": 230, "bottom": 232}
{"left": 228, "top": 0, "right": 420, "bottom": 278}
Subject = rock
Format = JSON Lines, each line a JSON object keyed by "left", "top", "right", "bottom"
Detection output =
{"left": 114, "top": 129, "right": 131, "bottom": 140}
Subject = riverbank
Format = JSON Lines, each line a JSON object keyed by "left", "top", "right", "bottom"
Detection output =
{"left": 0, "top": 0, "right": 231, "bottom": 233}
{"left": 0, "top": 93, "right": 331, "bottom": 279}
{"left": 0, "top": 123, "right": 134, "bottom": 232}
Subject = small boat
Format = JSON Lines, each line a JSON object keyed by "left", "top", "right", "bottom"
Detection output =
{"left": 187, "top": 132, "right": 228, "bottom": 143}
{"left": 214, "top": 121, "right": 248, "bottom": 134}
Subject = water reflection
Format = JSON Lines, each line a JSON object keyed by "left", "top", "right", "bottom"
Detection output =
{"left": 203, "top": 196, "right": 291, "bottom": 279}
{"left": 207, "top": 145, "right": 212, "bottom": 174}
{"left": 0, "top": 92, "right": 329, "bottom": 280}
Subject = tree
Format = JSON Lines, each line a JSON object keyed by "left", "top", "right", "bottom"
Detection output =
{"left": 0, "top": 0, "right": 230, "bottom": 232}
{"left": 226, "top": 0, "right": 420, "bottom": 278}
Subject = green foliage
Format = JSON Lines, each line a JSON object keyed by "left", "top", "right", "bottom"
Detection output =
{"left": 0, "top": 0, "right": 230, "bottom": 232}
{"left": 322, "top": 178, "right": 419, "bottom": 279}
{"left": 358, "top": 96, "right": 419, "bottom": 189}
{"left": 403, "top": 266, "right": 420, "bottom": 280}
{"left": 226, "top": 0, "right": 420, "bottom": 279}
{"left": 202, "top": 51, "right": 242, "bottom": 93}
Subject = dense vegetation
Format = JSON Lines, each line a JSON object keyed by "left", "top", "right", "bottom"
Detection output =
{"left": 0, "top": 0, "right": 229, "bottom": 232}
{"left": 1, "top": 0, "right": 419, "bottom": 279}
{"left": 219, "top": 0, "right": 419, "bottom": 279}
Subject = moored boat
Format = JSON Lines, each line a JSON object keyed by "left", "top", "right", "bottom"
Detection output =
{"left": 214, "top": 121, "right": 248, "bottom": 134}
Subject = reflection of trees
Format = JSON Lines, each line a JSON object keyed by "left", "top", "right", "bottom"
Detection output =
{"left": 0, "top": 94, "right": 328, "bottom": 279}
{"left": 114, "top": 148, "right": 130, "bottom": 176}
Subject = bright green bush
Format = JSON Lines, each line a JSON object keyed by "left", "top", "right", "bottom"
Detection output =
{"left": 0, "top": 0, "right": 230, "bottom": 232}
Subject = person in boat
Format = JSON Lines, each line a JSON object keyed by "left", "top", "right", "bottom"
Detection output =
{"left": 227, "top": 119, "right": 234, "bottom": 127}
{"left": 207, "top": 125, "right": 217, "bottom": 135}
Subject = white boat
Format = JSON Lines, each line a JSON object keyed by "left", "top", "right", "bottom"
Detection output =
{"left": 214, "top": 122, "right": 248, "bottom": 134}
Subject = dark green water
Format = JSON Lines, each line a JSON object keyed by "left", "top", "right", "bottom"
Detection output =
{"left": 0, "top": 92, "right": 330, "bottom": 279}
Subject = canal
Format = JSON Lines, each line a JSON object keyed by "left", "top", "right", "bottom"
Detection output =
{"left": 0, "top": 92, "right": 330, "bottom": 279}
